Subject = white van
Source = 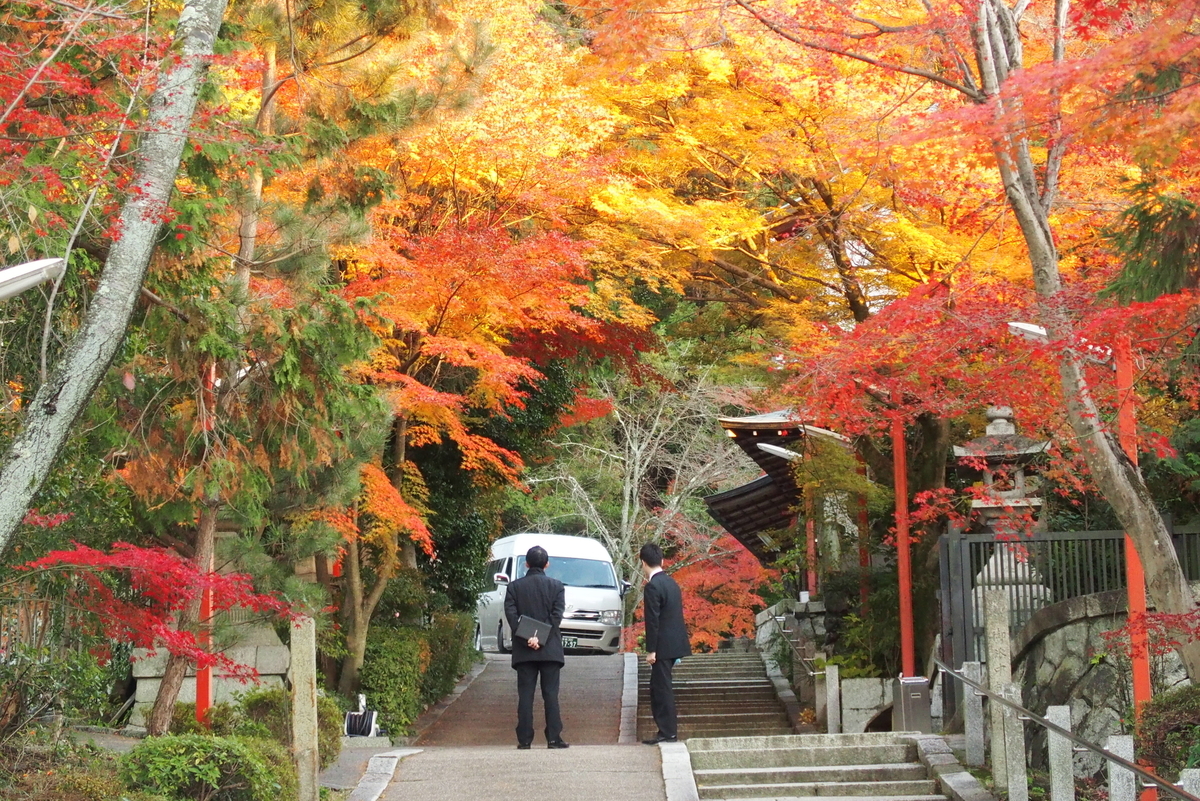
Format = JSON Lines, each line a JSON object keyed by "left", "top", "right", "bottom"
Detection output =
{"left": 476, "top": 533, "right": 630, "bottom": 655}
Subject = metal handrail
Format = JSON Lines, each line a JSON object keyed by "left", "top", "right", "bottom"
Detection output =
{"left": 773, "top": 616, "right": 825, "bottom": 677}
{"left": 934, "top": 657, "right": 1200, "bottom": 801}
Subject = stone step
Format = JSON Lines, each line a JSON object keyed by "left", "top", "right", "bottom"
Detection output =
{"left": 686, "top": 733, "right": 924, "bottom": 752}
{"left": 710, "top": 795, "right": 946, "bottom": 801}
{"left": 688, "top": 744, "right": 918, "bottom": 771}
{"left": 639, "top": 712, "right": 790, "bottom": 726}
{"left": 641, "top": 691, "right": 780, "bottom": 703}
{"left": 640, "top": 679, "right": 775, "bottom": 688}
{"left": 693, "top": 763, "right": 928, "bottom": 786}
{"left": 698, "top": 779, "right": 939, "bottom": 799}
{"left": 668, "top": 727, "right": 796, "bottom": 739}
{"left": 640, "top": 702, "right": 787, "bottom": 714}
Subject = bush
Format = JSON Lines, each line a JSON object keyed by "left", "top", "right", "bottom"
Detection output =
{"left": 358, "top": 615, "right": 478, "bottom": 736}
{"left": 1136, "top": 683, "right": 1200, "bottom": 780}
{"left": 420, "top": 612, "right": 477, "bottom": 706}
{"left": 168, "top": 688, "right": 342, "bottom": 770}
{"left": 239, "top": 687, "right": 343, "bottom": 770}
{"left": 358, "top": 626, "right": 430, "bottom": 734}
{"left": 122, "top": 733, "right": 297, "bottom": 801}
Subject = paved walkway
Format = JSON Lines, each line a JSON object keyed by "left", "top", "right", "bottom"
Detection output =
{"left": 382, "top": 652, "right": 665, "bottom": 800}
{"left": 381, "top": 745, "right": 665, "bottom": 801}
{"left": 416, "top": 653, "right": 623, "bottom": 746}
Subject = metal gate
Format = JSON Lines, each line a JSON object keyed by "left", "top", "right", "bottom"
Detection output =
{"left": 938, "top": 520, "right": 1200, "bottom": 718}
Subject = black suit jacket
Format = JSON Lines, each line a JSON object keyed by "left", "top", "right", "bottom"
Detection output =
{"left": 504, "top": 567, "right": 566, "bottom": 666}
{"left": 643, "top": 570, "right": 691, "bottom": 660}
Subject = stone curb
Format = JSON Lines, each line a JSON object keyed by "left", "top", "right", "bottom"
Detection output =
{"left": 660, "top": 741, "right": 700, "bottom": 801}
{"left": 346, "top": 748, "right": 421, "bottom": 801}
{"left": 759, "top": 649, "right": 804, "bottom": 733}
{"left": 396, "top": 655, "right": 491, "bottom": 745}
{"left": 619, "top": 652, "right": 639, "bottom": 744}
{"left": 904, "top": 733, "right": 997, "bottom": 801}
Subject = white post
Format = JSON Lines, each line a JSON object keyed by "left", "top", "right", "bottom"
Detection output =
{"left": 984, "top": 589, "right": 1013, "bottom": 785}
{"left": 291, "top": 615, "right": 320, "bottom": 801}
{"left": 1046, "top": 705, "right": 1074, "bottom": 801}
{"left": 1001, "top": 682, "right": 1028, "bottom": 801}
{"left": 1106, "top": 735, "right": 1136, "bottom": 801}
{"left": 826, "top": 664, "right": 841, "bottom": 734}
{"left": 1179, "top": 769, "right": 1200, "bottom": 797}
{"left": 963, "top": 661, "right": 985, "bottom": 767}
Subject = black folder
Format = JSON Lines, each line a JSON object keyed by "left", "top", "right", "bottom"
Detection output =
{"left": 515, "top": 615, "right": 552, "bottom": 642}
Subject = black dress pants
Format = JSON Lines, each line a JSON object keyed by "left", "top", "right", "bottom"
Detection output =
{"left": 515, "top": 661, "right": 563, "bottom": 744}
{"left": 649, "top": 657, "right": 677, "bottom": 738}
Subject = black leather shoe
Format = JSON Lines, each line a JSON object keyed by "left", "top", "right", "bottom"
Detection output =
{"left": 517, "top": 743, "right": 531, "bottom": 750}
{"left": 547, "top": 740, "right": 570, "bottom": 749}
{"left": 642, "top": 734, "right": 678, "bottom": 745}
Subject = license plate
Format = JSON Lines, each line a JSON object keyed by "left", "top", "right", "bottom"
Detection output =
{"left": 561, "top": 636, "right": 578, "bottom": 649}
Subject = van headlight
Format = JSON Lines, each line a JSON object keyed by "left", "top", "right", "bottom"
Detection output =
{"left": 600, "top": 610, "right": 622, "bottom": 626}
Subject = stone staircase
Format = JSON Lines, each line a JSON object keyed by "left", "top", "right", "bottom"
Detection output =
{"left": 637, "top": 650, "right": 795, "bottom": 740}
{"left": 686, "top": 733, "right": 950, "bottom": 801}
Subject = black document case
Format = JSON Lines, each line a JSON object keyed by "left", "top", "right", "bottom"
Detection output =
{"left": 515, "top": 615, "right": 551, "bottom": 642}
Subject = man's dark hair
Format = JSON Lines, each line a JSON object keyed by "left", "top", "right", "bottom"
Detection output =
{"left": 639, "top": 542, "right": 663, "bottom": 567}
{"left": 526, "top": 545, "right": 549, "bottom": 569}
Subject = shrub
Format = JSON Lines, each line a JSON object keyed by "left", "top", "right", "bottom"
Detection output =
{"left": 420, "top": 612, "right": 477, "bottom": 705}
{"left": 122, "top": 733, "right": 297, "bottom": 801}
{"left": 1135, "top": 683, "right": 1200, "bottom": 780}
{"left": 358, "top": 626, "right": 430, "bottom": 734}
{"left": 168, "top": 688, "right": 342, "bottom": 770}
{"left": 238, "top": 687, "right": 343, "bottom": 770}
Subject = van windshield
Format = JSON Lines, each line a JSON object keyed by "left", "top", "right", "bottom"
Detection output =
{"left": 517, "top": 556, "right": 617, "bottom": 588}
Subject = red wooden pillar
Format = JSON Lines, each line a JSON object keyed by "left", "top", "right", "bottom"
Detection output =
{"left": 857, "top": 456, "right": 871, "bottom": 613}
{"left": 892, "top": 412, "right": 916, "bottom": 678}
{"left": 1116, "top": 337, "right": 1154, "bottom": 801}
{"left": 195, "top": 581, "right": 213, "bottom": 725}
{"left": 196, "top": 362, "right": 216, "bottom": 727}
{"left": 805, "top": 484, "right": 819, "bottom": 598}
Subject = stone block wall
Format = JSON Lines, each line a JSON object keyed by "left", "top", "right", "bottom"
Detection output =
{"left": 1012, "top": 586, "right": 1194, "bottom": 778}
{"left": 129, "top": 623, "right": 291, "bottom": 727}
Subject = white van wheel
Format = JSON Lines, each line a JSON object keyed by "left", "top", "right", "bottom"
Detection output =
{"left": 497, "top": 621, "right": 510, "bottom": 654}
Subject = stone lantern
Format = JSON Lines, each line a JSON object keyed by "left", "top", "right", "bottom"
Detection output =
{"left": 954, "top": 407, "right": 1054, "bottom": 636}
{"left": 953, "top": 406, "right": 1051, "bottom": 533}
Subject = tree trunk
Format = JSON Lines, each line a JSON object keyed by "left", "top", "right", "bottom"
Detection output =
{"left": 973, "top": 0, "right": 1200, "bottom": 678}
{"left": 0, "top": 0, "right": 231, "bottom": 559}
{"left": 145, "top": 502, "right": 219, "bottom": 735}
{"left": 233, "top": 38, "right": 276, "bottom": 292}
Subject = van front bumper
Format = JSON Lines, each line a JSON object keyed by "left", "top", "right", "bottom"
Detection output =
{"left": 558, "top": 622, "right": 622, "bottom": 654}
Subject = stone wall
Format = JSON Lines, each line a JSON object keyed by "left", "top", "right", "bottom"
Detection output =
{"left": 130, "top": 623, "right": 291, "bottom": 727}
{"left": 1011, "top": 586, "right": 1195, "bottom": 778}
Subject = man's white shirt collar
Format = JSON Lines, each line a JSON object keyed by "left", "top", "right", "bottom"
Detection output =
{"left": 645, "top": 566, "right": 663, "bottom": 581}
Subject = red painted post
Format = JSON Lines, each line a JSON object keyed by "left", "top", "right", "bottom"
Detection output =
{"left": 857, "top": 456, "right": 871, "bottom": 613}
{"left": 805, "top": 486, "right": 819, "bottom": 598}
{"left": 195, "top": 577, "right": 213, "bottom": 726}
{"left": 196, "top": 361, "right": 216, "bottom": 728}
{"left": 892, "top": 412, "right": 916, "bottom": 678}
{"left": 1115, "top": 337, "right": 1155, "bottom": 801}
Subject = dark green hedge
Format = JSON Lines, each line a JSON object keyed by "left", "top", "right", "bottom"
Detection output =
{"left": 1137, "top": 683, "right": 1200, "bottom": 780}
{"left": 122, "top": 733, "right": 297, "bottom": 801}
{"left": 358, "top": 612, "right": 477, "bottom": 736}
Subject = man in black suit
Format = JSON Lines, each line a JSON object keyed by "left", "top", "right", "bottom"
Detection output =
{"left": 639, "top": 541, "right": 691, "bottom": 744}
{"left": 503, "top": 545, "right": 569, "bottom": 749}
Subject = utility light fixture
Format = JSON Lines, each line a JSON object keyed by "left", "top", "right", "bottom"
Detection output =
{"left": 757, "top": 442, "right": 802, "bottom": 462}
{"left": 0, "top": 258, "right": 66, "bottom": 302}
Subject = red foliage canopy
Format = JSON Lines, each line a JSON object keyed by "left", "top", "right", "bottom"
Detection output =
{"left": 22, "top": 543, "right": 294, "bottom": 678}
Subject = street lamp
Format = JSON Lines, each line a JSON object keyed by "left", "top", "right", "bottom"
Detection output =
{"left": 0, "top": 258, "right": 65, "bottom": 302}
